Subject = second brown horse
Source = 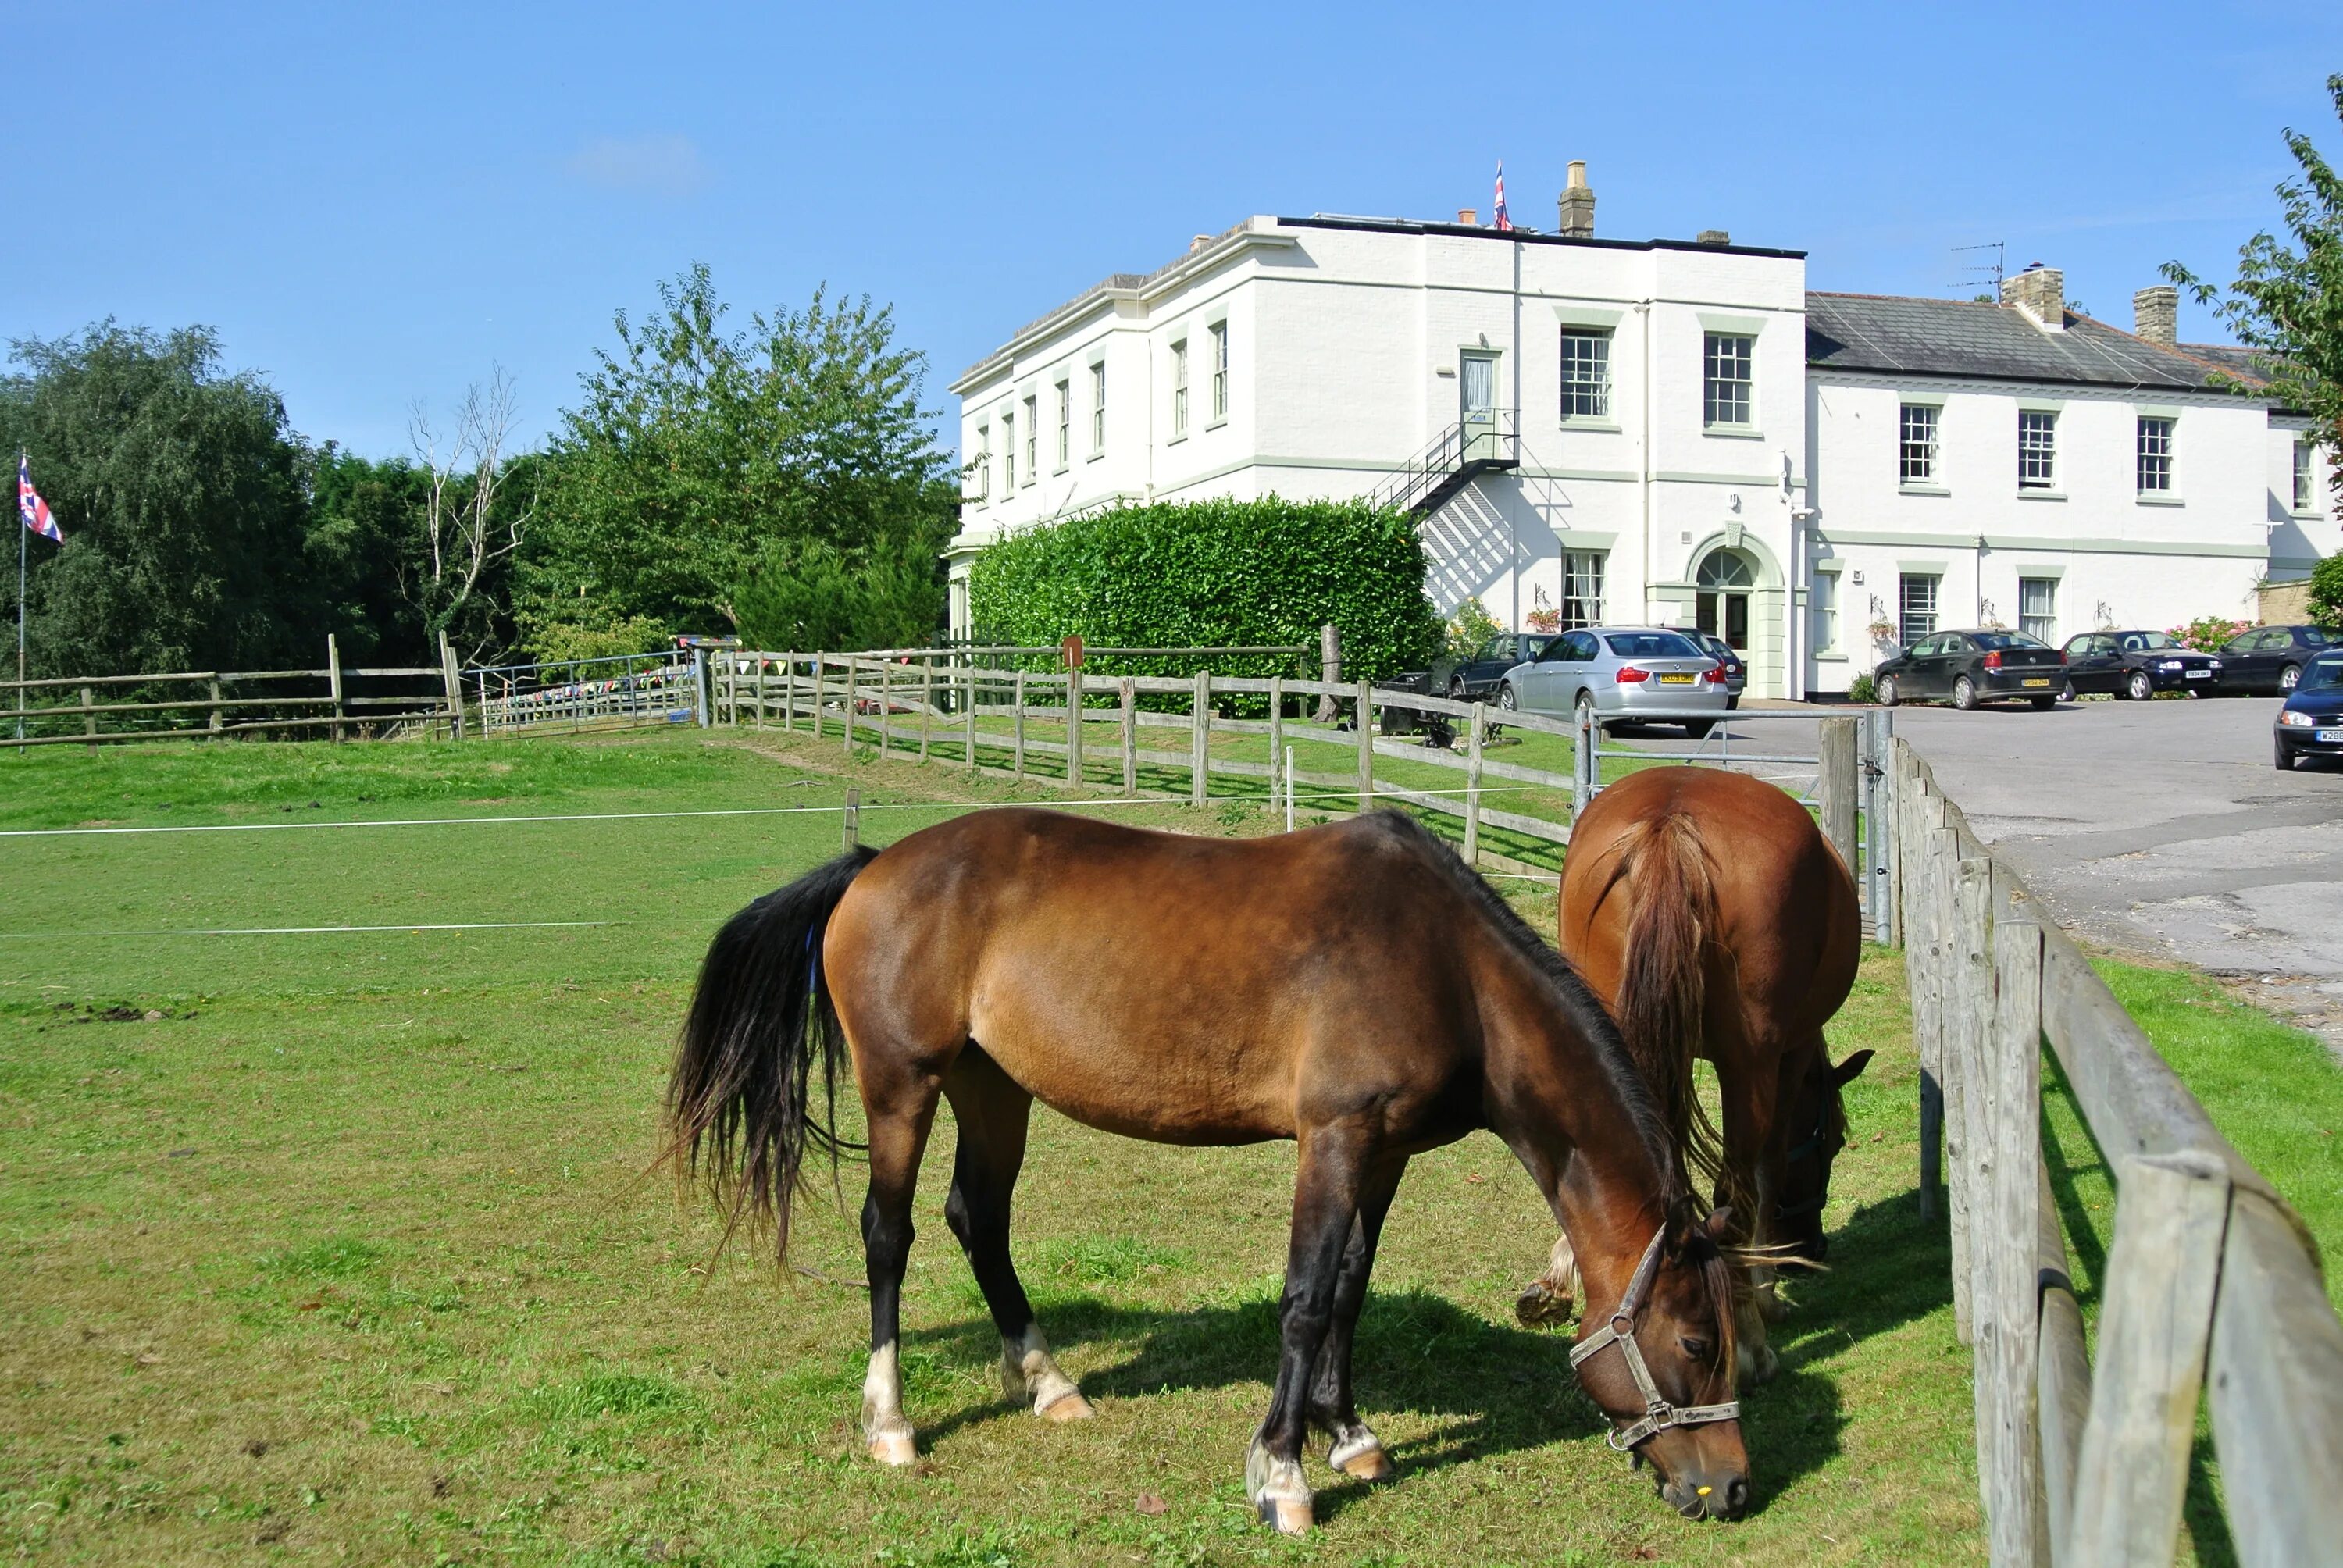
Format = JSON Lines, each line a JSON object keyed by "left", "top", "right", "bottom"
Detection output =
{"left": 1519, "top": 766, "right": 1870, "bottom": 1380}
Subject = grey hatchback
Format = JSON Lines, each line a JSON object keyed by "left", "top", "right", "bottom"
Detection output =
{"left": 1496, "top": 626, "right": 1728, "bottom": 736}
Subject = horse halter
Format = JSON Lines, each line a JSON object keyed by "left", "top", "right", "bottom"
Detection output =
{"left": 1567, "top": 1224, "right": 1742, "bottom": 1452}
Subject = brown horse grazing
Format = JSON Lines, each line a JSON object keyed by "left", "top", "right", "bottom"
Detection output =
{"left": 666, "top": 807, "right": 1753, "bottom": 1530}
{"left": 1517, "top": 767, "right": 1869, "bottom": 1381}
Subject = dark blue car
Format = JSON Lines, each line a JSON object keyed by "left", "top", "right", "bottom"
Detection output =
{"left": 2273, "top": 649, "right": 2343, "bottom": 770}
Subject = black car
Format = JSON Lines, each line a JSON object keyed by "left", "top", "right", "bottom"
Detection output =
{"left": 1665, "top": 627, "right": 1746, "bottom": 708}
{"left": 2059, "top": 629, "right": 2223, "bottom": 700}
{"left": 1873, "top": 629, "right": 2066, "bottom": 710}
{"left": 1443, "top": 633, "right": 1562, "bottom": 699}
{"left": 2273, "top": 650, "right": 2343, "bottom": 769}
{"left": 2218, "top": 623, "right": 2338, "bottom": 695}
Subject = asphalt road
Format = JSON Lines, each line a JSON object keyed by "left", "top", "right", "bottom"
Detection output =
{"left": 1612, "top": 693, "right": 2343, "bottom": 1053}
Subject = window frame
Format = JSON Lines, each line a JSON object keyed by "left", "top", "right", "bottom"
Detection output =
{"left": 1559, "top": 328, "right": 1613, "bottom": 422}
{"left": 972, "top": 426, "right": 991, "bottom": 502}
{"left": 1702, "top": 333, "right": 1754, "bottom": 429}
{"left": 1899, "top": 572, "right": 1940, "bottom": 647}
{"left": 1209, "top": 321, "right": 1229, "bottom": 425}
{"left": 2136, "top": 415, "right": 2174, "bottom": 494}
{"left": 2018, "top": 576, "right": 2058, "bottom": 643}
{"left": 1899, "top": 402, "right": 1939, "bottom": 486}
{"left": 2018, "top": 409, "right": 2058, "bottom": 490}
{"left": 1054, "top": 381, "right": 1071, "bottom": 471}
{"left": 1560, "top": 550, "right": 1607, "bottom": 629}
{"left": 2296, "top": 438, "right": 2316, "bottom": 513}
{"left": 1089, "top": 361, "right": 1107, "bottom": 457}
{"left": 1170, "top": 339, "right": 1189, "bottom": 440}
{"left": 1022, "top": 395, "right": 1037, "bottom": 485}
{"left": 1810, "top": 568, "right": 1838, "bottom": 654}
{"left": 1000, "top": 409, "right": 1015, "bottom": 491}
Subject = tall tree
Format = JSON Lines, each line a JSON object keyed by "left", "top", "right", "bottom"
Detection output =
{"left": 2166, "top": 73, "right": 2343, "bottom": 515}
{"left": 522, "top": 265, "right": 957, "bottom": 653}
{"left": 0, "top": 323, "right": 319, "bottom": 677}
{"left": 408, "top": 368, "right": 533, "bottom": 661}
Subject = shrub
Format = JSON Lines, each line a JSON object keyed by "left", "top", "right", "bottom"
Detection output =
{"left": 2309, "top": 555, "right": 2343, "bottom": 631}
{"left": 733, "top": 536, "right": 944, "bottom": 653}
{"left": 2170, "top": 615, "right": 2252, "bottom": 653}
{"left": 1446, "top": 595, "right": 1503, "bottom": 659}
{"left": 1847, "top": 672, "right": 1878, "bottom": 704}
{"left": 967, "top": 497, "right": 1444, "bottom": 681}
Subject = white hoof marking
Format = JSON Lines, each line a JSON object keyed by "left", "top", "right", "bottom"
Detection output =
{"left": 1000, "top": 1324, "right": 1090, "bottom": 1419}
{"left": 1328, "top": 1428, "right": 1393, "bottom": 1481}
{"left": 861, "top": 1341, "right": 917, "bottom": 1466}
{"left": 1246, "top": 1434, "right": 1315, "bottom": 1534}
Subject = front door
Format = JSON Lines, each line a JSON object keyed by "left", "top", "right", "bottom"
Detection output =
{"left": 1694, "top": 549, "right": 1755, "bottom": 654}
{"left": 1460, "top": 351, "right": 1500, "bottom": 463}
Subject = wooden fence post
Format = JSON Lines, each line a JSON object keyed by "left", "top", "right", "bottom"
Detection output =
{"left": 2063, "top": 1153, "right": 2231, "bottom": 1566}
{"left": 1818, "top": 714, "right": 1858, "bottom": 875}
{"left": 1268, "top": 675, "right": 1285, "bottom": 795}
{"left": 439, "top": 632, "right": 464, "bottom": 739}
{"left": 1464, "top": 704, "right": 1485, "bottom": 866}
{"left": 1981, "top": 917, "right": 2045, "bottom": 1566}
{"left": 1316, "top": 623, "right": 1340, "bottom": 723}
{"left": 1945, "top": 839, "right": 1987, "bottom": 1344}
{"left": 843, "top": 657, "right": 858, "bottom": 754}
{"left": 842, "top": 786, "right": 861, "bottom": 852}
{"left": 1011, "top": 669, "right": 1026, "bottom": 779}
{"left": 1355, "top": 678, "right": 1375, "bottom": 812}
{"left": 1120, "top": 678, "right": 1137, "bottom": 797}
{"left": 1912, "top": 783, "right": 1951, "bottom": 1222}
{"left": 80, "top": 685, "right": 95, "bottom": 747}
{"left": 1065, "top": 666, "right": 1084, "bottom": 786}
{"left": 964, "top": 664, "right": 979, "bottom": 768}
{"left": 783, "top": 654, "right": 797, "bottom": 731}
{"left": 920, "top": 661, "right": 935, "bottom": 761}
{"left": 326, "top": 634, "right": 344, "bottom": 744}
{"left": 1190, "top": 669, "right": 1211, "bottom": 806}
{"left": 754, "top": 657, "right": 766, "bottom": 729}
{"left": 2037, "top": 1156, "right": 2093, "bottom": 1564}
{"left": 811, "top": 656, "right": 826, "bottom": 742}
{"left": 209, "top": 679, "right": 224, "bottom": 735}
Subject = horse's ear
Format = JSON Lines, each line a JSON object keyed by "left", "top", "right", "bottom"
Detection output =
{"left": 1700, "top": 1206, "right": 1735, "bottom": 1245}
{"left": 1834, "top": 1049, "right": 1877, "bottom": 1087}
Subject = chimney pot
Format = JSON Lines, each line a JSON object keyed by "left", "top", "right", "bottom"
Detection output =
{"left": 1190, "top": 233, "right": 1211, "bottom": 252}
{"left": 2001, "top": 263, "right": 2066, "bottom": 330}
{"left": 2133, "top": 284, "right": 2178, "bottom": 347}
{"left": 1457, "top": 208, "right": 1477, "bottom": 226}
{"left": 1557, "top": 160, "right": 1596, "bottom": 238}
{"left": 1696, "top": 229, "right": 1731, "bottom": 246}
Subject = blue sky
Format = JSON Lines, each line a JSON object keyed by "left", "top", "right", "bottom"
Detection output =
{"left": 5, "top": 2, "right": 2338, "bottom": 459}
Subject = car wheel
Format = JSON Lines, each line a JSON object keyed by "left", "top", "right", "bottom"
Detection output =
{"left": 1499, "top": 682, "right": 1519, "bottom": 712}
{"left": 2281, "top": 663, "right": 2302, "bottom": 693}
{"left": 1574, "top": 690, "right": 1594, "bottom": 729}
{"left": 1952, "top": 675, "right": 1978, "bottom": 711}
{"left": 2030, "top": 696, "right": 2056, "bottom": 710}
{"left": 2059, "top": 680, "right": 2077, "bottom": 704}
{"left": 1875, "top": 674, "right": 1899, "bottom": 707}
{"left": 2126, "top": 670, "right": 2152, "bottom": 703}
{"left": 1450, "top": 676, "right": 1469, "bottom": 701}
{"left": 1683, "top": 719, "right": 1716, "bottom": 739}
{"left": 2277, "top": 739, "right": 2297, "bottom": 772}
{"left": 1724, "top": 695, "right": 1740, "bottom": 711}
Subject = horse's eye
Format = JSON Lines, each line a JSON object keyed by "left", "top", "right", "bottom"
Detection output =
{"left": 1680, "top": 1337, "right": 1711, "bottom": 1360}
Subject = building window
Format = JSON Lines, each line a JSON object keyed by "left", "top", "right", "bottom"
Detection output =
{"left": 1561, "top": 551, "right": 1606, "bottom": 628}
{"left": 972, "top": 427, "right": 990, "bottom": 501}
{"left": 1090, "top": 362, "right": 1107, "bottom": 453}
{"left": 1811, "top": 571, "right": 1838, "bottom": 653}
{"left": 1899, "top": 572, "right": 1939, "bottom": 647}
{"left": 1054, "top": 381, "right": 1070, "bottom": 469}
{"left": 2019, "top": 410, "right": 2058, "bottom": 490}
{"left": 1899, "top": 404, "right": 1938, "bottom": 484}
{"left": 2137, "top": 416, "right": 2174, "bottom": 493}
{"left": 2296, "top": 439, "right": 2316, "bottom": 511}
{"left": 2019, "top": 577, "right": 2058, "bottom": 643}
{"left": 1560, "top": 329, "right": 1612, "bottom": 420}
{"left": 1022, "top": 396, "right": 1037, "bottom": 483}
{"left": 1001, "top": 412, "right": 1015, "bottom": 490}
{"left": 1171, "top": 340, "right": 1189, "bottom": 437}
{"left": 1703, "top": 333, "right": 1753, "bottom": 427}
{"left": 1210, "top": 321, "right": 1229, "bottom": 421}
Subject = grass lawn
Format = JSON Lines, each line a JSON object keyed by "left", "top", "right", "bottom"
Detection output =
{"left": 2, "top": 732, "right": 1981, "bottom": 1565}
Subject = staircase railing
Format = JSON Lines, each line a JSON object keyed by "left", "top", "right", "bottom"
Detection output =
{"left": 1369, "top": 413, "right": 1519, "bottom": 515}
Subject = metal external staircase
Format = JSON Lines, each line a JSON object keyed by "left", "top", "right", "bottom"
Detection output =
{"left": 1369, "top": 414, "right": 1520, "bottom": 515}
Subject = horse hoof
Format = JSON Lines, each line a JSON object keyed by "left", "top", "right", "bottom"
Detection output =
{"left": 1332, "top": 1442, "right": 1393, "bottom": 1481}
{"left": 1039, "top": 1390, "right": 1095, "bottom": 1423}
{"left": 866, "top": 1427, "right": 918, "bottom": 1466}
{"left": 1246, "top": 1437, "right": 1314, "bottom": 1534}
{"left": 1514, "top": 1279, "right": 1575, "bottom": 1327}
{"left": 1255, "top": 1493, "right": 1314, "bottom": 1534}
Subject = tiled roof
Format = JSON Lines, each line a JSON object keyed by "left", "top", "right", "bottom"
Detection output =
{"left": 1806, "top": 292, "right": 2244, "bottom": 392}
{"left": 2177, "top": 342, "right": 2281, "bottom": 386}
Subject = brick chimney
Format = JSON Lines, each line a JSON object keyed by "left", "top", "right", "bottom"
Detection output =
{"left": 1696, "top": 230, "right": 1731, "bottom": 246}
{"left": 2002, "top": 262, "right": 2065, "bottom": 330}
{"left": 2132, "top": 284, "right": 2177, "bottom": 346}
{"left": 1456, "top": 208, "right": 1478, "bottom": 226}
{"left": 1557, "top": 161, "right": 1596, "bottom": 237}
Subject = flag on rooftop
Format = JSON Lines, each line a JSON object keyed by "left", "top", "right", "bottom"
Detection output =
{"left": 1492, "top": 162, "right": 1512, "bottom": 232}
{"left": 18, "top": 454, "right": 62, "bottom": 542}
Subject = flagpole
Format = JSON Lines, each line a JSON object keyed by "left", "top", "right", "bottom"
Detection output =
{"left": 16, "top": 450, "right": 25, "bottom": 747}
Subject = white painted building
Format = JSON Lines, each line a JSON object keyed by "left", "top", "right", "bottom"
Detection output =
{"left": 946, "top": 172, "right": 2335, "bottom": 698}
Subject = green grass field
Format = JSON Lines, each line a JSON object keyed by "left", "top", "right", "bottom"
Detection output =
{"left": 2, "top": 728, "right": 2323, "bottom": 1565}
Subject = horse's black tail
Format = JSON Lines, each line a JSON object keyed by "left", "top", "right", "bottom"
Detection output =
{"left": 664, "top": 846, "right": 881, "bottom": 1260}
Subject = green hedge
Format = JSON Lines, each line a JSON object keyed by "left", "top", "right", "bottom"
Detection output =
{"left": 967, "top": 497, "right": 1444, "bottom": 682}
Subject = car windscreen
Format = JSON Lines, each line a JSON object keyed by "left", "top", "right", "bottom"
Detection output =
{"left": 2301, "top": 656, "right": 2343, "bottom": 692}
{"left": 1603, "top": 633, "right": 1703, "bottom": 659}
{"left": 1970, "top": 632, "right": 2049, "bottom": 651}
{"left": 2118, "top": 633, "right": 2177, "bottom": 652}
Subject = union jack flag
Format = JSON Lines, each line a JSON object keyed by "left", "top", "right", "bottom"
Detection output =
{"left": 1493, "top": 161, "right": 1512, "bottom": 232}
{"left": 18, "top": 454, "right": 61, "bottom": 541}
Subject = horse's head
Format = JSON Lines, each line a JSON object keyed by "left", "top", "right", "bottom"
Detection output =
{"left": 1773, "top": 1047, "right": 1874, "bottom": 1261}
{"left": 1571, "top": 1203, "right": 1749, "bottom": 1520}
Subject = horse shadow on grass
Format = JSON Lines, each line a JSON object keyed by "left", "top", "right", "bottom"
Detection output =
{"left": 900, "top": 1190, "right": 1952, "bottom": 1521}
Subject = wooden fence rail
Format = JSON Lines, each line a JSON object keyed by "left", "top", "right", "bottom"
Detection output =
{"left": 1892, "top": 736, "right": 2343, "bottom": 1566}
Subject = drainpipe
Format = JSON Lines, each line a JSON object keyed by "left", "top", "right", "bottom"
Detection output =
{"left": 1636, "top": 298, "right": 1657, "bottom": 622}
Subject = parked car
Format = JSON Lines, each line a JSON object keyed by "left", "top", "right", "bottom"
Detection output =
{"left": 2218, "top": 624, "right": 2338, "bottom": 696}
{"left": 1872, "top": 629, "right": 2065, "bottom": 710}
{"left": 2273, "top": 649, "right": 2343, "bottom": 769}
{"left": 1666, "top": 627, "right": 1746, "bottom": 708}
{"left": 1443, "top": 632, "right": 1564, "bottom": 700}
{"left": 1496, "top": 626, "right": 1728, "bottom": 736}
{"left": 2058, "top": 629, "right": 2223, "bottom": 701}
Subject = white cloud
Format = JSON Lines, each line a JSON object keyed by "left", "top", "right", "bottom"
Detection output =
{"left": 564, "top": 133, "right": 711, "bottom": 199}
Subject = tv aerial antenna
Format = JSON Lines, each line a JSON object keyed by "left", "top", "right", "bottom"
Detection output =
{"left": 1950, "top": 241, "right": 2005, "bottom": 300}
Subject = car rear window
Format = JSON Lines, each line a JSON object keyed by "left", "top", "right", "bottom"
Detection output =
{"left": 2118, "top": 633, "right": 2177, "bottom": 651}
{"left": 1604, "top": 633, "right": 1703, "bottom": 659}
{"left": 2301, "top": 627, "right": 2336, "bottom": 647}
{"left": 1970, "top": 632, "right": 2049, "bottom": 651}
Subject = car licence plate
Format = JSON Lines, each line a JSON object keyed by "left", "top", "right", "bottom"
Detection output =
{"left": 1658, "top": 672, "right": 1695, "bottom": 685}
{"left": 2320, "top": 730, "right": 2343, "bottom": 743}
{"left": 2186, "top": 669, "right": 2211, "bottom": 679}
{"left": 2021, "top": 678, "right": 2050, "bottom": 688}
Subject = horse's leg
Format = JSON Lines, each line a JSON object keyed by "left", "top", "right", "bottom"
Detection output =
{"left": 859, "top": 1066, "right": 944, "bottom": 1466}
{"left": 1514, "top": 1228, "right": 1581, "bottom": 1327}
{"left": 1714, "top": 1057, "right": 1781, "bottom": 1385}
{"left": 940, "top": 1046, "right": 1092, "bottom": 1422}
{"left": 1247, "top": 1125, "right": 1374, "bottom": 1534}
{"left": 1307, "top": 1156, "right": 1406, "bottom": 1481}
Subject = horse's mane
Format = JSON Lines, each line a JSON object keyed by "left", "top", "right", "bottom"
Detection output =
{"left": 1361, "top": 811, "right": 1683, "bottom": 1202}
